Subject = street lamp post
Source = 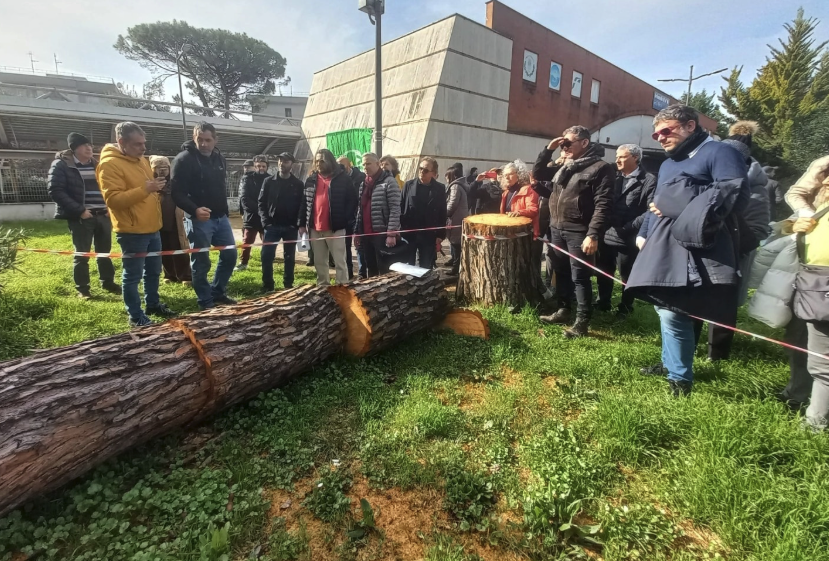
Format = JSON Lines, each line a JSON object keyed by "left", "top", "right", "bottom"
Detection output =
{"left": 176, "top": 45, "right": 192, "bottom": 141}
{"left": 359, "top": 0, "right": 385, "bottom": 156}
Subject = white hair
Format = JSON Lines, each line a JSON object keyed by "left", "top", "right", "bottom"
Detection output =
{"left": 617, "top": 144, "right": 642, "bottom": 162}
{"left": 500, "top": 160, "right": 531, "bottom": 189}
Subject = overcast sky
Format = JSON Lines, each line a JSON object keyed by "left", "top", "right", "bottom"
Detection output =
{"left": 2, "top": 0, "right": 827, "bottom": 102}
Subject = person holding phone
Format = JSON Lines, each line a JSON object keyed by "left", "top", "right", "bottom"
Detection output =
{"left": 97, "top": 122, "right": 178, "bottom": 327}
{"left": 150, "top": 156, "right": 191, "bottom": 285}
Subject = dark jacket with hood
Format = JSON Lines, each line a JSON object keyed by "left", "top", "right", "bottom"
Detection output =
{"left": 604, "top": 167, "right": 657, "bottom": 247}
{"left": 468, "top": 180, "right": 503, "bottom": 215}
{"left": 239, "top": 171, "right": 271, "bottom": 229}
{"left": 400, "top": 178, "right": 447, "bottom": 239}
{"left": 626, "top": 133, "right": 750, "bottom": 321}
{"left": 258, "top": 172, "right": 305, "bottom": 229}
{"left": 47, "top": 149, "right": 98, "bottom": 219}
{"left": 300, "top": 169, "right": 358, "bottom": 232}
{"left": 170, "top": 140, "right": 229, "bottom": 218}
{"left": 532, "top": 143, "right": 615, "bottom": 239}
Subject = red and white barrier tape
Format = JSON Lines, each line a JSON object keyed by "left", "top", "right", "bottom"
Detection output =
{"left": 540, "top": 237, "right": 829, "bottom": 362}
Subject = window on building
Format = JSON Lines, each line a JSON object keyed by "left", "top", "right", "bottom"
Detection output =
{"left": 285, "top": 108, "right": 293, "bottom": 118}
{"left": 591, "top": 80, "right": 600, "bottom": 104}
{"left": 571, "top": 71, "right": 583, "bottom": 98}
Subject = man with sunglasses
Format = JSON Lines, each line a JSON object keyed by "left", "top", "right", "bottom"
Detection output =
{"left": 532, "top": 125, "right": 615, "bottom": 338}
{"left": 400, "top": 157, "right": 447, "bottom": 269}
{"left": 626, "top": 104, "right": 749, "bottom": 397}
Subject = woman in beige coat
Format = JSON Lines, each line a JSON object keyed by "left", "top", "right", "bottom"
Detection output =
{"left": 150, "top": 156, "right": 191, "bottom": 284}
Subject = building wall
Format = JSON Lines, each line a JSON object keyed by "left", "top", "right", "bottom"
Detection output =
{"left": 252, "top": 96, "right": 308, "bottom": 122}
{"left": 0, "top": 72, "right": 119, "bottom": 106}
{"left": 485, "top": 1, "right": 717, "bottom": 138}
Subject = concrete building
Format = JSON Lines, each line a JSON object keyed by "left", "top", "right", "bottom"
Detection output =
{"left": 298, "top": 0, "right": 717, "bottom": 179}
{"left": 252, "top": 95, "right": 308, "bottom": 123}
{"left": 0, "top": 70, "right": 120, "bottom": 105}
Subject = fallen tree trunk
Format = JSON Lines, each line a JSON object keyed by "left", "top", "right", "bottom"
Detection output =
{"left": 0, "top": 285, "right": 343, "bottom": 517}
{"left": 456, "top": 214, "right": 541, "bottom": 307}
{"left": 328, "top": 270, "right": 451, "bottom": 357}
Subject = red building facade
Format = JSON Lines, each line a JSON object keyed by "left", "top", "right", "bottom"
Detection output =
{"left": 485, "top": 1, "right": 717, "bottom": 139}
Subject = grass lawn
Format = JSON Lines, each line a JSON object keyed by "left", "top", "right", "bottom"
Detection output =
{"left": 1, "top": 220, "right": 828, "bottom": 561}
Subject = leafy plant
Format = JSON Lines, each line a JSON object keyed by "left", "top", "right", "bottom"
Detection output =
{"left": 599, "top": 502, "right": 681, "bottom": 560}
{"left": 0, "top": 227, "right": 26, "bottom": 291}
{"left": 302, "top": 468, "right": 352, "bottom": 523}
{"left": 199, "top": 522, "right": 231, "bottom": 561}
{"left": 443, "top": 470, "right": 496, "bottom": 531}
{"left": 265, "top": 517, "right": 308, "bottom": 561}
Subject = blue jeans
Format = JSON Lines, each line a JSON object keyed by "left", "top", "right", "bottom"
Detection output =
{"left": 185, "top": 215, "right": 238, "bottom": 308}
{"left": 261, "top": 226, "right": 298, "bottom": 290}
{"left": 656, "top": 307, "right": 697, "bottom": 383}
{"left": 116, "top": 232, "right": 162, "bottom": 321}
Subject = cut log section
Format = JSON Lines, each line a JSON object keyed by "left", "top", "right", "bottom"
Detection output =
{"left": 0, "top": 285, "right": 343, "bottom": 517}
{"left": 438, "top": 309, "right": 490, "bottom": 340}
{"left": 456, "top": 214, "right": 542, "bottom": 307}
{"left": 328, "top": 270, "right": 451, "bottom": 357}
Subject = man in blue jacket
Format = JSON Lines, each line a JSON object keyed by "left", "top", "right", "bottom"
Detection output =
{"left": 627, "top": 105, "right": 749, "bottom": 396}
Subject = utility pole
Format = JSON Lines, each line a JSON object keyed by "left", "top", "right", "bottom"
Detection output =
{"left": 27, "top": 52, "right": 38, "bottom": 73}
{"left": 359, "top": 0, "right": 385, "bottom": 156}
{"left": 176, "top": 45, "right": 192, "bottom": 141}
{"left": 658, "top": 65, "right": 728, "bottom": 103}
{"left": 53, "top": 53, "right": 62, "bottom": 74}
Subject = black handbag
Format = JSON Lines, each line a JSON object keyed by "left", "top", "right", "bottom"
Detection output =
{"left": 793, "top": 206, "right": 829, "bottom": 322}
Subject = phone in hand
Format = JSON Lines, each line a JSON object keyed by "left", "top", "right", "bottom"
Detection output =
{"left": 483, "top": 170, "right": 499, "bottom": 179}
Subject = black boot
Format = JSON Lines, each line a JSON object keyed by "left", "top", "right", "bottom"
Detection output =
{"left": 563, "top": 317, "right": 590, "bottom": 339}
{"left": 669, "top": 380, "right": 693, "bottom": 397}
{"left": 594, "top": 299, "right": 612, "bottom": 312}
{"left": 540, "top": 308, "right": 572, "bottom": 324}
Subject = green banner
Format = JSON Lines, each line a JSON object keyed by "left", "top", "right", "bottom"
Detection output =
{"left": 326, "top": 128, "right": 372, "bottom": 170}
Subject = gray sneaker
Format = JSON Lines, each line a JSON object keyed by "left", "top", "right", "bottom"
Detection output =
{"left": 129, "top": 314, "right": 153, "bottom": 328}
{"left": 234, "top": 263, "right": 248, "bottom": 272}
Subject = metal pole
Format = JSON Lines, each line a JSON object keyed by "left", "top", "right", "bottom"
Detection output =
{"left": 374, "top": 7, "right": 383, "bottom": 156}
{"left": 176, "top": 56, "right": 188, "bottom": 141}
{"left": 687, "top": 65, "right": 694, "bottom": 103}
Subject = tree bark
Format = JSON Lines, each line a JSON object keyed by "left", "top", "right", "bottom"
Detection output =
{"left": 0, "top": 285, "right": 343, "bottom": 517}
{"left": 328, "top": 270, "right": 451, "bottom": 357}
{"left": 456, "top": 214, "right": 541, "bottom": 307}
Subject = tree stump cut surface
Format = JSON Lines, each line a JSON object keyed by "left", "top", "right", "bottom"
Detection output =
{"left": 456, "top": 214, "right": 540, "bottom": 307}
{"left": 328, "top": 270, "right": 451, "bottom": 357}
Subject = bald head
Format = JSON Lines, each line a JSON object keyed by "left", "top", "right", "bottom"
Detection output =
{"left": 337, "top": 156, "right": 352, "bottom": 173}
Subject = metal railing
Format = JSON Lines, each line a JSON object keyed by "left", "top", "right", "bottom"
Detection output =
{"left": 0, "top": 66, "right": 115, "bottom": 84}
{"left": 0, "top": 160, "right": 245, "bottom": 204}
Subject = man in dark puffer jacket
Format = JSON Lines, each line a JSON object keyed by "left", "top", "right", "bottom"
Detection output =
{"left": 48, "top": 132, "right": 120, "bottom": 299}
{"left": 355, "top": 152, "right": 402, "bottom": 277}
{"left": 236, "top": 154, "right": 270, "bottom": 271}
{"left": 596, "top": 144, "right": 656, "bottom": 317}
{"left": 299, "top": 148, "right": 358, "bottom": 285}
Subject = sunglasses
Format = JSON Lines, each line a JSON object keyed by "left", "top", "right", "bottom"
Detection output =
{"left": 651, "top": 123, "right": 683, "bottom": 141}
{"left": 418, "top": 166, "right": 433, "bottom": 173}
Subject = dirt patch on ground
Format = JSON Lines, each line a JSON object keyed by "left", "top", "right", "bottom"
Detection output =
{"left": 501, "top": 366, "right": 524, "bottom": 389}
{"left": 458, "top": 382, "right": 486, "bottom": 411}
{"left": 674, "top": 519, "right": 729, "bottom": 557}
{"left": 265, "top": 472, "right": 527, "bottom": 561}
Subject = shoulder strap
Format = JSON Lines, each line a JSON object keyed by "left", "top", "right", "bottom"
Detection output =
{"left": 796, "top": 205, "right": 829, "bottom": 262}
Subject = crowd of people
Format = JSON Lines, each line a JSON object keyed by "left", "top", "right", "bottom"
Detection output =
{"left": 45, "top": 104, "right": 829, "bottom": 431}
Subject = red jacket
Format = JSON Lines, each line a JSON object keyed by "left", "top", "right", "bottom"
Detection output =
{"left": 500, "top": 184, "right": 540, "bottom": 237}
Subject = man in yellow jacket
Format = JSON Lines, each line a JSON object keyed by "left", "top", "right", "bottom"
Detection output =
{"left": 96, "top": 122, "right": 177, "bottom": 327}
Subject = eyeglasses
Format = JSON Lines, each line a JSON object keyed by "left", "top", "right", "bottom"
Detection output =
{"left": 652, "top": 123, "right": 683, "bottom": 141}
{"left": 418, "top": 166, "right": 433, "bottom": 173}
{"left": 560, "top": 140, "right": 573, "bottom": 149}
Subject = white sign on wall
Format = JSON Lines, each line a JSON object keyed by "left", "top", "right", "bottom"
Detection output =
{"left": 549, "top": 62, "right": 562, "bottom": 90}
{"left": 572, "top": 71, "right": 583, "bottom": 97}
{"left": 523, "top": 50, "right": 538, "bottom": 83}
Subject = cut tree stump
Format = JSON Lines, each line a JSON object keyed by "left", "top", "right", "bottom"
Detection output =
{"left": 0, "top": 285, "right": 343, "bottom": 517}
{"left": 328, "top": 270, "right": 451, "bottom": 357}
{"left": 438, "top": 309, "right": 490, "bottom": 340}
{"left": 456, "top": 214, "right": 541, "bottom": 307}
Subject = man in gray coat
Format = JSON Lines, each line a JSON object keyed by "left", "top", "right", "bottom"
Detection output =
{"left": 444, "top": 166, "right": 469, "bottom": 276}
{"left": 354, "top": 152, "right": 402, "bottom": 277}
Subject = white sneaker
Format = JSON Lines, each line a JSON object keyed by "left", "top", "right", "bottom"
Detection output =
{"left": 235, "top": 264, "right": 248, "bottom": 271}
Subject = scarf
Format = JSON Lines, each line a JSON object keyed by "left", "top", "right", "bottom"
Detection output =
{"left": 552, "top": 142, "right": 605, "bottom": 187}
{"left": 666, "top": 126, "right": 708, "bottom": 161}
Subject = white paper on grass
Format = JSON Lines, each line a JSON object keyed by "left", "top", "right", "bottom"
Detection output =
{"left": 389, "top": 262, "right": 431, "bottom": 278}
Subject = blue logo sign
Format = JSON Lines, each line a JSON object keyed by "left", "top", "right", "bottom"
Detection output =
{"left": 549, "top": 62, "right": 562, "bottom": 90}
{"left": 653, "top": 91, "right": 670, "bottom": 110}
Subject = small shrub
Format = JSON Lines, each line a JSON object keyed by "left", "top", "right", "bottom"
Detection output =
{"left": 302, "top": 468, "right": 352, "bottom": 523}
{"left": 443, "top": 470, "right": 497, "bottom": 531}
{"left": 599, "top": 502, "right": 681, "bottom": 560}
